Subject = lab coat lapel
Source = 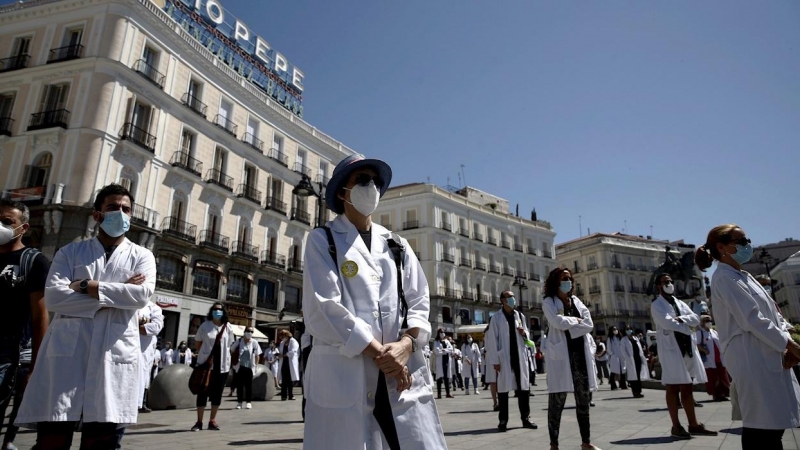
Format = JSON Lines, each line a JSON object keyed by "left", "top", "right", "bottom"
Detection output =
{"left": 331, "top": 216, "right": 379, "bottom": 274}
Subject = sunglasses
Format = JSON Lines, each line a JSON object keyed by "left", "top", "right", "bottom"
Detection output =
{"left": 353, "top": 173, "right": 385, "bottom": 189}
{"left": 723, "top": 236, "right": 751, "bottom": 247}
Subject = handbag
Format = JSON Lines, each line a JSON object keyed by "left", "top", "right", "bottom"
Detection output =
{"left": 188, "top": 323, "right": 227, "bottom": 395}
{"left": 230, "top": 338, "right": 241, "bottom": 367}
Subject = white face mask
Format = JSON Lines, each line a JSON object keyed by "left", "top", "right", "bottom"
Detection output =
{"left": 439, "top": 333, "right": 445, "bottom": 339}
{"left": 467, "top": 338, "right": 473, "bottom": 343}
{"left": 0, "top": 223, "right": 22, "bottom": 246}
{"left": 345, "top": 181, "right": 380, "bottom": 216}
{"left": 244, "top": 332, "right": 253, "bottom": 339}
{"left": 663, "top": 283, "right": 675, "bottom": 295}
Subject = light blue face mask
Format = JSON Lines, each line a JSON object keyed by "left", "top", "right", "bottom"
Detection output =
{"left": 99, "top": 210, "right": 130, "bottom": 238}
{"left": 731, "top": 243, "right": 753, "bottom": 265}
{"left": 506, "top": 296, "right": 517, "bottom": 308}
{"left": 560, "top": 280, "right": 573, "bottom": 294}
{"left": 212, "top": 310, "right": 223, "bottom": 320}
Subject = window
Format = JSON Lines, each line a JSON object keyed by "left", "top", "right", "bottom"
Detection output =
{"left": 25, "top": 153, "right": 51, "bottom": 188}
{"left": 39, "top": 83, "right": 69, "bottom": 112}
{"left": 156, "top": 254, "right": 185, "bottom": 292}
{"left": 188, "top": 79, "right": 201, "bottom": 98}
{"left": 379, "top": 213, "right": 391, "bottom": 229}
{"left": 237, "top": 222, "right": 250, "bottom": 244}
{"left": 295, "top": 149, "right": 308, "bottom": 175}
{"left": 170, "top": 191, "right": 186, "bottom": 221}
{"left": 213, "top": 146, "right": 227, "bottom": 173}
{"left": 180, "top": 129, "right": 195, "bottom": 156}
{"left": 474, "top": 310, "right": 485, "bottom": 325}
{"left": 441, "top": 306, "right": 452, "bottom": 323}
{"left": 0, "top": 93, "right": 14, "bottom": 121}
{"left": 272, "top": 134, "right": 284, "bottom": 153}
{"left": 218, "top": 99, "right": 233, "bottom": 125}
{"left": 226, "top": 273, "right": 250, "bottom": 304}
{"left": 206, "top": 210, "right": 220, "bottom": 235}
{"left": 130, "top": 101, "right": 152, "bottom": 132}
{"left": 243, "top": 164, "right": 257, "bottom": 188}
{"left": 118, "top": 167, "right": 136, "bottom": 196}
{"left": 284, "top": 286, "right": 301, "bottom": 312}
{"left": 245, "top": 116, "right": 260, "bottom": 148}
{"left": 11, "top": 36, "right": 32, "bottom": 58}
{"left": 62, "top": 27, "right": 83, "bottom": 48}
{"left": 257, "top": 279, "right": 277, "bottom": 309}
{"left": 319, "top": 161, "right": 329, "bottom": 184}
{"left": 142, "top": 46, "right": 158, "bottom": 69}
{"left": 440, "top": 210, "right": 449, "bottom": 228}
{"left": 270, "top": 178, "right": 283, "bottom": 201}
{"left": 192, "top": 268, "right": 219, "bottom": 299}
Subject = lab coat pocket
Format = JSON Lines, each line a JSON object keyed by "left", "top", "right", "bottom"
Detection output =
{"left": 45, "top": 318, "right": 80, "bottom": 357}
{"left": 547, "top": 333, "right": 567, "bottom": 360}
{"left": 307, "top": 348, "right": 363, "bottom": 408}
{"left": 661, "top": 329, "right": 678, "bottom": 350}
{"left": 108, "top": 323, "right": 138, "bottom": 364}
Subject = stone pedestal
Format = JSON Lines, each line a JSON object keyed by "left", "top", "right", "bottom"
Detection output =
{"left": 149, "top": 365, "right": 195, "bottom": 410}
{"left": 252, "top": 364, "right": 277, "bottom": 401}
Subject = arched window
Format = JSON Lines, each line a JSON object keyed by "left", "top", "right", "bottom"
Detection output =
{"left": 226, "top": 272, "right": 250, "bottom": 304}
{"left": 156, "top": 253, "right": 186, "bottom": 293}
{"left": 170, "top": 190, "right": 187, "bottom": 221}
{"left": 25, "top": 152, "right": 52, "bottom": 188}
{"left": 193, "top": 263, "right": 220, "bottom": 299}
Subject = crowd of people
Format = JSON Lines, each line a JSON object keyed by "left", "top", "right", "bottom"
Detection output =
{"left": 0, "top": 165, "right": 797, "bottom": 450}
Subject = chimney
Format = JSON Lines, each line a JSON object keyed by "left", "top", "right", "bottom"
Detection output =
{"left": 516, "top": 204, "right": 519, "bottom": 217}
{"left": 531, "top": 208, "right": 537, "bottom": 221}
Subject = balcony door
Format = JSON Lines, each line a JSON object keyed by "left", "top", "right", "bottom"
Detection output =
{"left": 62, "top": 28, "right": 83, "bottom": 48}
{"left": 40, "top": 84, "right": 69, "bottom": 113}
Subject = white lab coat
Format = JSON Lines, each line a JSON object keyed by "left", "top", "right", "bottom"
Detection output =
{"left": 301, "top": 215, "right": 446, "bottom": 450}
{"left": 607, "top": 336, "right": 626, "bottom": 374}
{"left": 461, "top": 343, "right": 481, "bottom": 379}
{"left": 542, "top": 296, "right": 598, "bottom": 394}
{"left": 712, "top": 263, "right": 800, "bottom": 429}
{"left": 651, "top": 295, "right": 707, "bottom": 385}
{"left": 485, "top": 308, "right": 531, "bottom": 393}
{"left": 695, "top": 328, "right": 722, "bottom": 370}
{"left": 266, "top": 347, "right": 279, "bottom": 378}
{"left": 434, "top": 339, "right": 454, "bottom": 379}
{"left": 233, "top": 338, "right": 263, "bottom": 371}
{"left": 278, "top": 337, "right": 300, "bottom": 381}
{"left": 452, "top": 348, "right": 462, "bottom": 375}
{"left": 159, "top": 348, "right": 174, "bottom": 368}
{"left": 16, "top": 237, "right": 155, "bottom": 427}
{"left": 195, "top": 320, "right": 235, "bottom": 373}
{"left": 137, "top": 302, "right": 164, "bottom": 407}
{"left": 174, "top": 348, "right": 192, "bottom": 365}
{"left": 622, "top": 336, "right": 650, "bottom": 382}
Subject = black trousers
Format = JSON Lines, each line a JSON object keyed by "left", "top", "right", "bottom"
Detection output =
{"left": 498, "top": 390, "right": 530, "bottom": 424}
{"left": 236, "top": 366, "right": 254, "bottom": 403}
{"left": 373, "top": 372, "right": 401, "bottom": 450}
{"left": 34, "top": 421, "right": 117, "bottom": 450}
{"left": 610, "top": 372, "right": 627, "bottom": 389}
{"left": 436, "top": 376, "right": 451, "bottom": 397}
{"left": 196, "top": 371, "right": 227, "bottom": 407}
{"left": 281, "top": 362, "right": 294, "bottom": 400}
{"left": 742, "top": 428, "right": 784, "bottom": 450}
{"left": 630, "top": 361, "right": 642, "bottom": 396}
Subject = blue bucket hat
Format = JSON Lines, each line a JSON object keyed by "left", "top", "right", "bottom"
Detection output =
{"left": 325, "top": 154, "right": 392, "bottom": 215}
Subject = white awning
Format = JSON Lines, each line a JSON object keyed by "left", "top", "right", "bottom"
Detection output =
{"left": 228, "top": 324, "right": 268, "bottom": 341}
{"left": 455, "top": 325, "right": 488, "bottom": 334}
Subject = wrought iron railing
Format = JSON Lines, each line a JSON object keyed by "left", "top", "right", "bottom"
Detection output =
{"left": 133, "top": 59, "right": 165, "bottom": 88}
{"left": 161, "top": 216, "right": 197, "bottom": 243}
{"left": 181, "top": 92, "right": 207, "bottom": 118}
{"left": 242, "top": 132, "right": 263, "bottom": 152}
{"left": 265, "top": 196, "right": 288, "bottom": 215}
{"left": 268, "top": 148, "right": 289, "bottom": 166}
{"left": 403, "top": 220, "right": 419, "bottom": 230}
{"left": 28, "top": 109, "right": 69, "bottom": 131}
{"left": 232, "top": 241, "right": 259, "bottom": 261}
{"left": 205, "top": 168, "right": 233, "bottom": 191}
{"left": 47, "top": 44, "right": 83, "bottom": 63}
{"left": 198, "top": 229, "right": 230, "bottom": 252}
{"left": 260, "top": 250, "right": 286, "bottom": 268}
{"left": 170, "top": 150, "right": 202, "bottom": 177}
{"left": 119, "top": 123, "right": 156, "bottom": 152}
{"left": 236, "top": 184, "right": 262, "bottom": 204}
{"left": 291, "top": 207, "right": 310, "bottom": 225}
{"left": 213, "top": 114, "right": 237, "bottom": 137}
{"left": 0, "top": 54, "right": 29, "bottom": 72}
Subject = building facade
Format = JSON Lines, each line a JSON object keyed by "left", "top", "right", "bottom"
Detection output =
{"left": 772, "top": 251, "right": 800, "bottom": 324}
{"left": 0, "top": 0, "right": 353, "bottom": 345}
{"left": 556, "top": 233, "right": 704, "bottom": 335}
{"left": 375, "top": 184, "right": 557, "bottom": 341}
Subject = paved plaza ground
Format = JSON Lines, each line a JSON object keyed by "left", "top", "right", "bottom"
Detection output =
{"left": 7, "top": 375, "right": 800, "bottom": 449}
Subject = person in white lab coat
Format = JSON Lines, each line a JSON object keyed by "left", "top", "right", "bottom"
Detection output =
{"left": 137, "top": 302, "right": 164, "bottom": 412}
{"left": 542, "top": 268, "right": 600, "bottom": 450}
{"left": 277, "top": 329, "right": 299, "bottom": 401}
{"left": 191, "top": 302, "right": 235, "bottom": 432}
{"left": 301, "top": 154, "right": 446, "bottom": 450}
{"left": 451, "top": 340, "right": 463, "bottom": 391}
{"left": 15, "top": 184, "right": 156, "bottom": 449}
{"left": 175, "top": 341, "right": 193, "bottom": 366}
{"left": 266, "top": 342, "right": 279, "bottom": 388}
{"left": 695, "top": 315, "right": 730, "bottom": 401}
{"left": 651, "top": 273, "right": 717, "bottom": 440}
{"left": 697, "top": 224, "right": 800, "bottom": 449}
{"left": 606, "top": 326, "right": 627, "bottom": 390}
{"left": 621, "top": 325, "right": 649, "bottom": 399}
{"left": 159, "top": 342, "right": 174, "bottom": 370}
{"left": 232, "top": 326, "right": 262, "bottom": 409}
{"left": 485, "top": 291, "right": 538, "bottom": 432}
{"left": 434, "top": 330, "right": 454, "bottom": 399}
{"left": 461, "top": 335, "right": 482, "bottom": 395}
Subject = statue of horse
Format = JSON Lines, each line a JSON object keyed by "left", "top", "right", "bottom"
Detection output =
{"left": 647, "top": 247, "right": 700, "bottom": 299}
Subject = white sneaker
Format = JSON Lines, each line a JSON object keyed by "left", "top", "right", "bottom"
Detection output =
{"left": 246, "top": 402, "right": 252, "bottom": 409}
{"left": 474, "top": 390, "right": 480, "bottom": 395}
{"left": 236, "top": 402, "right": 242, "bottom": 409}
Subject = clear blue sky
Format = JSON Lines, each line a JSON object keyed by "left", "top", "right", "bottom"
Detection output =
{"left": 221, "top": 0, "right": 800, "bottom": 248}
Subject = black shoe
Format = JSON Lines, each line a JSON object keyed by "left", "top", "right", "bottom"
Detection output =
{"left": 493, "top": 405, "right": 499, "bottom": 411}
{"left": 589, "top": 401, "right": 596, "bottom": 407}
{"left": 208, "top": 421, "right": 220, "bottom": 431}
{"left": 694, "top": 401, "right": 703, "bottom": 408}
{"left": 191, "top": 422, "right": 202, "bottom": 432}
{"left": 498, "top": 422, "right": 508, "bottom": 432}
{"left": 522, "top": 420, "right": 538, "bottom": 429}
{"left": 139, "top": 406, "right": 151, "bottom": 413}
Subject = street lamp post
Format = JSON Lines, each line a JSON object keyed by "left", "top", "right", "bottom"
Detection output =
{"left": 759, "top": 248, "right": 775, "bottom": 299}
{"left": 292, "top": 174, "right": 325, "bottom": 228}
{"left": 512, "top": 275, "right": 528, "bottom": 314}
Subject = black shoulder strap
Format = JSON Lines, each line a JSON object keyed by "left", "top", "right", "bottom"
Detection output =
{"left": 321, "top": 226, "right": 337, "bottom": 267}
{"left": 19, "top": 247, "right": 40, "bottom": 289}
{"left": 386, "top": 233, "right": 408, "bottom": 329}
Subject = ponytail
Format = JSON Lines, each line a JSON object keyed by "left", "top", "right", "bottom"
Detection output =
{"left": 695, "top": 245, "right": 714, "bottom": 271}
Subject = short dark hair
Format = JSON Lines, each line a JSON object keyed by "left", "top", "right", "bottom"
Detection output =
{"left": 0, "top": 199, "right": 30, "bottom": 224}
{"left": 655, "top": 273, "right": 671, "bottom": 286}
{"left": 93, "top": 184, "right": 134, "bottom": 211}
{"left": 544, "top": 267, "right": 574, "bottom": 298}
{"left": 206, "top": 302, "right": 229, "bottom": 323}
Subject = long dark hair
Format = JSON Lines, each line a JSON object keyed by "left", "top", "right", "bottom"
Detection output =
{"left": 206, "top": 302, "right": 229, "bottom": 324}
{"left": 436, "top": 328, "right": 446, "bottom": 342}
{"left": 544, "top": 267, "right": 574, "bottom": 298}
{"left": 609, "top": 325, "right": 622, "bottom": 340}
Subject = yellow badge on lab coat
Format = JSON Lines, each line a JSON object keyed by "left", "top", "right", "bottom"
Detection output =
{"left": 341, "top": 260, "right": 358, "bottom": 278}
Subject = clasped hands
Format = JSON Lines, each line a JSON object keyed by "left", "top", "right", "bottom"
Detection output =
{"left": 783, "top": 339, "right": 800, "bottom": 370}
{"left": 69, "top": 273, "right": 146, "bottom": 293}
{"left": 373, "top": 339, "right": 412, "bottom": 393}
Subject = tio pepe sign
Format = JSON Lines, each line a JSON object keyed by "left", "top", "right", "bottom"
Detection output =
{"left": 165, "top": 0, "right": 305, "bottom": 117}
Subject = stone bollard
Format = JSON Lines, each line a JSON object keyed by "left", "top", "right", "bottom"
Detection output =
{"left": 148, "top": 365, "right": 196, "bottom": 410}
{"left": 251, "top": 364, "right": 277, "bottom": 401}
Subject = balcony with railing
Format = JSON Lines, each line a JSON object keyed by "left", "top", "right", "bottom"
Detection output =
{"left": 213, "top": 114, "right": 237, "bottom": 137}
{"left": 170, "top": 150, "right": 202, "bottom": 177}
{"left": 156, "top": 273, "right": 184, "bottom": 293}
{"left": 589, "top": 286, "right": 601, "bottom": 295}
{"left": 192, "top": 278, "right": 219, "bottom": 300}
{"left": 588, "top": 263, "right": 598, "bottom": 270}
{"left": 205, "top": 168, "right": 233, "bottom": 192}
{"left": 130, "top": 203, "right": 157, "bottom": 229}
{"left": 458, "top": 227, "right": 470, "bottom": 237}
{"left": 199, "top": 229, "right": 230, "bottom": 253}
{"left": 316, "top": 173, "right": 330, "bottom": 186}
{"left": 614, "top": 284, "right": 626, "bottom": 293}
{"left": 626, "top": 264, "right": 637, "bottom": 270}
{"left": 236, "top": 184, "right": 262, "bottom": 205}
{"left": 0, "top": 54, "right": 29, "bottom": 73}
{"left": 575, "top": 287, "right": 584, "bottom": 297}
{"left": 291, "top": 207, "right": 311, "bottom": 225}
{"left": 489, "top": 264, "right": 501, "bottom": 274}
{"left": 226, "top": 286, "right": 250, "bottom": 304}
{"left": 257, "top": 292, "right": 278, "bottom": 310}
{"left": 181, "top": 92, "right": 207, "bottom": 118}
{"left": 119, "top": 123, "right": 156, "bottom": 152}
{"left": 161, "top": 216, "right": 197, "bottom": 243}
{"left": 265, "top": 196, "right": 287, "bottom": 215}
{"left": 501, "top": 240, "right": 511, "bottom": 249}
{"left": 288, "top": 257, "right": 303, "bottom": 272}
{"left": 487, "top": 236, "right": 497, "bottom": 246}
{"left": 133, "top": 59, "right": 165, "bottom": 88}
{"left": 527, "top": 248, "right": 538, "bottom": 256}
{"left": 0, "top": 117, "right": 12, "bottom": 137}
{"left": 531, "top": 273, "right": 541, "bottom": 282}
{"left": 242, "top": 132, "right": 263, "bottom": 153}
{"left": 461, "top": 291, "right": 475, "bottom": 301}
{"left": 473, "top": 232, "right": 483, "bottom": 242}
{"left": 268, "top": 147, "right": 289, "bottom": 166}
{"left": 403, "top": 220, "right": 419, "bottom": 230}
{"left": 231, "top": 241, "right": 259, "bottom": 262}
{"left": 629, "top": 286, "right": 642, "bottom": 294}
{"left": 441, "top": 221, "right": 451, "bottom": 232}
{"left": 441, "top": 252, "right": 455, "bottom": 263}
{"left": 611, "top": 261, "right": 621, "bottom": 268}
{"left": 47, "top": 44, "right": 83, "bottom": 63}
{"left": 28, "top": 109, "right": 69, "bottom": 131}
{"left": 542, "top": 249, "right": 553, "bottom": 258}
{"left": 293, "top": 162, "right": 311, "bottom": 177}
{"left": 514, "top": 244, "right": 524, "bottom": 253}
{"left": 474, "top": 261, "right": 487, "bottom": 271}
{"left": 459, "top": 257, "right": 472, "bottom": 267}
{"left": 260, "top": 250, "right": 286, "bottom": 269}
{"left": 503, "top": 267, "right": 515, "bottom": 277}
{"left": 437, "top": 287, "right": 460, "bottom": 299}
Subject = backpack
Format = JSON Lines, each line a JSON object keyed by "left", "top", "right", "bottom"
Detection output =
{"left": 321, "top": 226, "right": 409, "bottom": 329}
{"left": 1, "top": 247, "right": 40, "bottom": 290}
